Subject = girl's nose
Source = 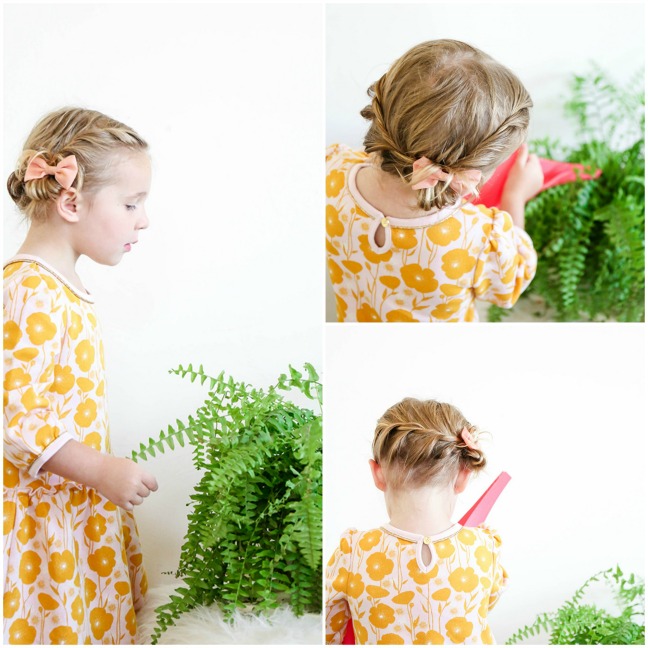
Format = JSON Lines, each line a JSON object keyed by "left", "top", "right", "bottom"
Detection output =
{"left": 137, "top": 210, "right": 150, "bottom": 230}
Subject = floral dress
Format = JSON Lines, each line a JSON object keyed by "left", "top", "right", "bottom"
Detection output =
{"left": 3, "top": 256, "right": 147, "bottom": 645}
{"left": 326, "top": 144, "right": 537, "bottom": 322}
{"left": 325, "top": 524, "right": 507, "bottom": 645}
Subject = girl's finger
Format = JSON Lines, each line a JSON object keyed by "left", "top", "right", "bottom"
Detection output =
{"left": 517, "top": 142, "right": 529, "bottom": 166}
{"left": 143, "top": 474, "right": 159, "bottom": 491}
{"left": 130, "top": 495, "right": 144, "bottom": 506}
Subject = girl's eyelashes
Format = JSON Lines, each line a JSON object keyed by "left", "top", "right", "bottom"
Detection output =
{"left": 125, "top": 204, "right": 137, "bottom": 211}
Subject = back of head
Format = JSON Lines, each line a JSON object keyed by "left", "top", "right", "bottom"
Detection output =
{"left": 372, "top": 397, "right": 486, "bottom": 489}
{"left": 361, "top": 39, "right": 532, "bottom": 210}
{"left": 7, "top": 107, "right": 148, "bottom": 222}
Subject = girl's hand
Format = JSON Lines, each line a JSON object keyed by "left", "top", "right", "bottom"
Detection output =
{"left": 94, "top": 456, "right": 159, "bottom": 511}
{"left": 502, "top": 143, "right": 544, "bottom": 203}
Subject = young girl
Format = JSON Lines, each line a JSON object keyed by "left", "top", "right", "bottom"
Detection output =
{"left": 325, "top": 398, "right": 507, "bottom": 645}
{"left": 4, "top": 107, "right": 157, "bottom": 644}
{"left": 326, "top": 39, "right": 543, "bottom": 322}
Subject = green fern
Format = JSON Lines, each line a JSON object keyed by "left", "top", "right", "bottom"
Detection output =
{"left": 131, "top": 363, "right": 322, "bottom": 643}
{"left": 506, "top": 567, "right": 645, "bottom": 645}
{"left": 512, "top": 66, "right": 645, "bottom": 321}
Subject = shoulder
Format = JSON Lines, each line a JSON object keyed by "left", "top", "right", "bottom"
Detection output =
{"left": 3, "top": 260, "right": 61, "bottom": 301}
{"left": 474, "top": 524, "right": 503, "bottom": 549}
{"left": 326, "top": 143, "right": 368, "bottom": 172}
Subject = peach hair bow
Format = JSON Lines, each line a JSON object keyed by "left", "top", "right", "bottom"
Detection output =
{"left": 461, "top": 427, "right": 481, "bottom": 451}
{"left": 411, "top": 157, "right": 482, "bottom": 197}
{"left": 24, "top": 153, "right": 78, "bottom": 190}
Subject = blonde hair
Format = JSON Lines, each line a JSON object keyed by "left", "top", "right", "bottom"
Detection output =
{"left": 372, "top": 398, "right": 486, "bottom": 489}
{"left": 361, "top": 39, "right": 532, "bottom": 211}
{"left": 7, "top": 107, "right": 148, "bottom": 222}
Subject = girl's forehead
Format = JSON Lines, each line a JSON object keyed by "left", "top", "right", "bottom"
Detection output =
{"left": 109, "top": 152, "right": 151, "bottom": 189}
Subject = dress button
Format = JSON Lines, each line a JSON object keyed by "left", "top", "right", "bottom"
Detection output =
{"left": 423, "top": 536, "right": 432, "bottom": 545}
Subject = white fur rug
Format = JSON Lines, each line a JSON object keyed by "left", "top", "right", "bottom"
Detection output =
{"left": 136, "top": 585, "right": 322, "bottom": 645}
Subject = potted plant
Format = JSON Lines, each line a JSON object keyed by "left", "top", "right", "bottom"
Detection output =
{"left": 131, "top": 363, "right": 322, "bottom": 644}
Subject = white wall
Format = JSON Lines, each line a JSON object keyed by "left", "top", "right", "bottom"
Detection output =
{"left": 4, "top": 4, "right": 324, "bottom": 587}
{"left": 324, "top": 324, "right": 645, "bottom": 643}
{"left": 325, "top": 2, "right": 645, "bottom": 320}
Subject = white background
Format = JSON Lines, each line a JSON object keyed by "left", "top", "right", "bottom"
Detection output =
{"left": 4, "top": 4, "right": 323, "bottom": 587}
{"left": 325, "top": 2, "right": 645, "bottom": 320}
{"left": 324, "top": 324, "right": 646, "bottom": 643}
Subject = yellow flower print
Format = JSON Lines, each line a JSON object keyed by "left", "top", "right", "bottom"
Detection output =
{"left": 74, "top": 399, "right": 97, "bottom": 428}
{"left": 475, "top": 545, "right": 493, "bottom": 572}
{"left": 49, "top": 626, "right": 78, "bottom": 644}
{"left": 379, "top": 634, "right": 405, "bottom": 644}
{"left": 369, "top": 603, "right": 395, "bottom": 629}
{"left": 50, "top": 365, "right": 75, "bottom": 395}
{"left": 68, "top": 311, "right": 83, "bottom": 339}
{"left": 4, "top": 368, "right": 30, "bottom": 391}
{"left": 69, "top": 489, "right": 88, "bottom": 507}
{"left": 330, "top": 610, "right": 347, "bottom": 633}
{"left": 440, "top": 283, "right": 464, "bottom": 297}
{"left": 434, "top": 539, "right": 455, "bottom": 559}
{"left": 480, "top": 576, "right": 491, "bottom": 589}
{"left": 340, "top": 536, "right": 352, "bottom": 554}
{"left": 332, "top": 567, "right": 349, "bottom": 593}
{"left": 4, "top": 320, "right": 22, "bottom": 349}
{"left": 328, "top": 259, "right": 344, "bottom": 284}
{"left": 401, "top": 264, "right": 439, "bottom": 294}
{"left": 35, "top": 424, "right": 59, "bottom": 450}
{"left": 82, "top": 432, "right": 102, "bottom": 451}
{"left": 432, "top": 588, "right": 451, "bottom": 601}
{"left": 71, "top": 595, "right": 85, "bottom": 624}
{"left": 342, "top": 260, "right": 364, "bottom": 275}
{"left": 48, "top": 550, "right": 75, "bottom": 583}
{"left": 478, "top": 596, "right": 489, "bottom": 618}
{"left": 359, "top": 529, "right": 382, "bottom": 552}
{"left": 38, "top": 593, "right": 58, "bottom": 611}
{"left": 457, "top": 529, "right": 476, "bottom": 545}
{"left": 358, "top": 234, "right": 393, "bottom": 264}
{"left": 88, "top": 546, "right": 116, "bottom": 577}
{"left": 392, "top": 591, "right": 414, "bottom": 605}
{"left": 21, "top": 275, "right": 42, "bottom": 289}
{"left": 8, "top": 618, "right": 36, "bottom": 644}
{"left": 386, "top": 309, "right": 417, "bottom": 322}
{"left": 407, "top": 558, "right": 438, "bottom": 585}
{"left": 3, "top": 587, "right": 20, "bottom": 618}
{"left": 19, "top": 550, "right": 41, "bottom": 584}
{"left": 347, "top": 572, "right": 365, "bottom": 598}
{"left": 77, "top": 377, "right": 94, "bottom": 392}
{"left": 89, "top": 607, "right": 114, "bottom": 641}
{"left": 84, "top": 579, "right": 97, "bottom": 605}
{"left": 13, "top": 348, "right": 39, "bottom": 362}
{"left": 74, "top": 340, "right": 95, "bottom": 372}
{"left": 414, "top": 630, "right": 444, "bottom": 644}
{"left": 380, "top": 275, "right": 401, "bottom": 289}
{"left": 366, "top": 585, "right": 389, "bottom": 598}
{"left": 326, "top": 205, "right": 344, "bottom": 237}
{"left": 4, "top": 459, "right": 19, "bottom": 489}
{"left": 357, "top": 303, "right": 381, "bottom": 323}
{"left": 326, "top": 169, "right": 345, "bottom": 197}
{"left": 353, "top": 620, "right": 368, "bottom": 644}
{"left": 84, "top": 514, "right": 107, "bottom": 542}
{"left": 449, "top": 567, "right": 479, "bottom": 593}
{"left": 16, "top": 514, "right": 37, "bottom": 544}
{"left": 366, "top": 552, "right": 394, "bottom": 581}
{"left": 391, "top": 228, "right": 418, "bottom": 250}
{"left": 441, "top": 249, "right": 477, "bottom": 279}
{"left": 25, "top": 312, "right": 57, "bottom": 345}
{"left": 115, "top": 581, "right": 131, "bottom": 597}
{"left": 4, "top": 501, "right": 16, "bottom": 535}
{"left": 335, "top": 295, "right": 348, "bottom": 321}
{"left": 125, "top": 607, "right": 137, "bottom": 636}
{"left": 426, "top": 217, "right": 461, "bottom": 246}
{"left": 481, "top": 626, "right": 494, "bottom": 643}
{"left": 20, "top": 387, "right": 49, "bottom": 411}
{"left": 446, "top": 617, "right": 474, "bottom": 644}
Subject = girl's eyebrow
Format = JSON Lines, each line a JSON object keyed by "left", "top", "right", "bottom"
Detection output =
{"left": 125, "top": 191, "right": 148, "bottom": 199}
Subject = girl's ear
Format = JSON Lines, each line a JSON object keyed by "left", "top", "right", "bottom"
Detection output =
{"left": 454, "top": 467, "right": 472, "bottom": 494}
{"left": 56, "top": 189, "right": 80, "bottom": 223}
{"left": 369, "top": 459, "right": 387, "bottom": 492}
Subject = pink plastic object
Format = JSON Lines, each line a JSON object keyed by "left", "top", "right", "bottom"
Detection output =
{"left": 459, "top": 471, "right": 511, "bottom": 527}
{"left": 474, "top": 150, "right": 602, "bottom": 209}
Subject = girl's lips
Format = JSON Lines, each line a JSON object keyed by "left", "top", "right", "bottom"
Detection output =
{"left": 124, "top": 243, "right": 132, "bottom": 252}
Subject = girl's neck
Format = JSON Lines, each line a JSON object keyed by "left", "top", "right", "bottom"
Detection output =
{"left": 355, "top": 163, "right": 432, "bottom": 220}
{"left": 16, "top": 222, "right": 84, "bottom": 291}
{"left": 385, "top": 483, "right": 457, "bottom": 536}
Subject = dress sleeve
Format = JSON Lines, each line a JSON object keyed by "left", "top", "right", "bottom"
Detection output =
{"left": 325, "top": 529, "right": 355, "bottom": 645}
{"left": 479, "top": 525, "right": 508, "bottom": 610}
{"left": 472, "top": 206, "right": 537, "bottom": 308}
{"left": 3, "top": 273, "right": 74, "bottom": 476}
